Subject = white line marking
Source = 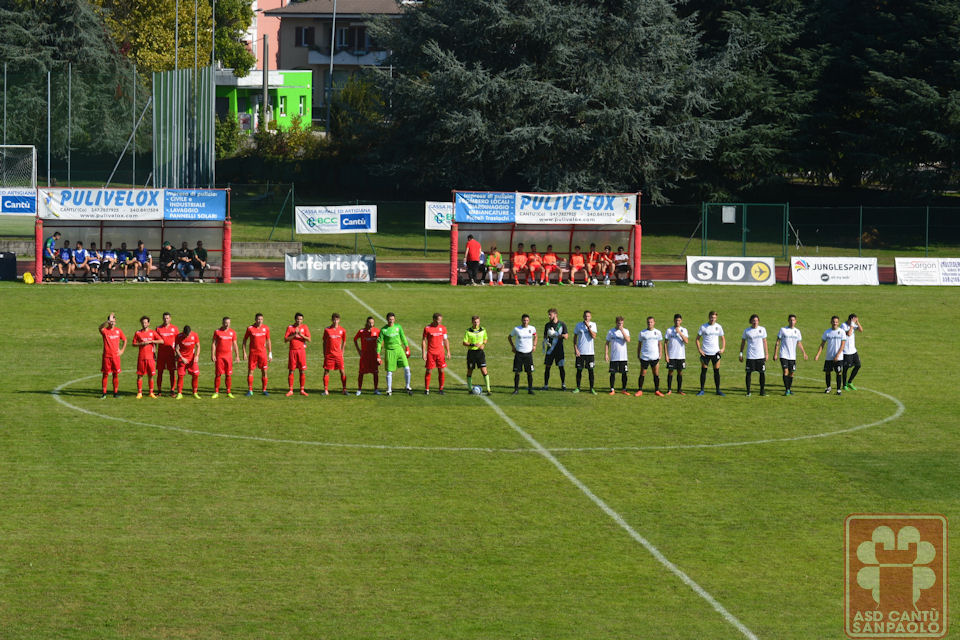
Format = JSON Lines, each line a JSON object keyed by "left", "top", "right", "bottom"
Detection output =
{"left": 343, "top": 288, "right": 759, "bottom": 639}
{"left": 297, "top": 283, "right": 306, "bottom": 289}
{"left": 385, "top": 283, "right": 393, "bottom": 289}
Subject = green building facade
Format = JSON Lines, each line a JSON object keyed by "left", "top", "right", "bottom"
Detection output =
{"left": 215, "top": 69, "right": 312, "bottom": 131}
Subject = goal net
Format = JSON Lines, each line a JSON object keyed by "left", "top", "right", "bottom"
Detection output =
{"left": 0, "top": 145, "right": 37, "bottom": 188}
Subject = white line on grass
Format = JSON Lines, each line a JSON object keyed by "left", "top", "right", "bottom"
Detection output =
{"left": 297, "top": 283, "right": 306, "bottom": 289}
{"left": 342, "top": 288, "right": 759, "bottom": 640}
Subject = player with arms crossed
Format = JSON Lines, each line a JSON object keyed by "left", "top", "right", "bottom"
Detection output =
{"left": 542, "top": 308, "right": 569, "bottom": 390}
{"left": 773, "top": 314, "right": 807, "bottom": 396}
{"left": 739, "top": 314, "right": 769, "bottom": 396}
{"left": 604, "top": 316, "right": 631, "bottom": 395}
{"left": 353, "top": 317, "right": 382, "bottom": 395}
{"left": 155, "top": 312, "right": 179, "bottom": 397}
{"left": 526, "top": 244, "right": 544, "bottom": 285}
{"left": 378, "top": 312, "right": 412, "bottom": 396}
{"left": 98, "top": 312, "right": 126, "bottom": 398}
{"left": 133, "top": 315, "right": 162, "bottom": 398}
{"left": 211, "top": 317, "right": 240, "bottom": 398}
{"left": 174, "top": 324, "right": 201, "bottom": 399}
{"left": 815, "top": 315, "right": 846, "bottom": 395}
{"left": 696, "top": 310, "right": 726, "bottom": 396}
{"left": 542, "top": 245, "right": 559, "bottom": 285}
{"left": 464, "top": 315, "right": 491, "bottom": 395}
{"left": 511, "top": 243, "right": 528, "bottom": 285}
{"left": 508, "top": 313, "right": 538, "bottom": 394}
{"left": 243, "top": 313, "right": 272, "bottom": 396}
{"left": 841, "top": 313, "right": 864, "bottom": 391}
{"left": 664, "top": 314, "right": 688, "bottom": 395}
{"left": 422, "top": 313, "right": 451, "bottom": 395}
{"left": 568, "top": 246, "right": 586, "bottom": 285}
{"left": 636, "top": 316, "right": 664, "bottom": 396}
{"left": 322, "top": 313, "right": 348, "bottom": 395}
{"left": 573, "top": 310, "right": 598, "bottom": 393}
{"left": 284, "top": 312, "right": 311, "bottom": 396}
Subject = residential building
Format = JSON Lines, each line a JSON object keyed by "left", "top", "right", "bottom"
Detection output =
{"left": 215, "top": 69, "right": 312, "bottom": 131}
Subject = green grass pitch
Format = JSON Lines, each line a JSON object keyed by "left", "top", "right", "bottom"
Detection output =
{"left": 0, "top": 280, "right": 957, "bottom": 639}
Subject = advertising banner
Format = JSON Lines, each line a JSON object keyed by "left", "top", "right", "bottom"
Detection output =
{"left": 164, "top": 189, "right": 227, "bottom": 220}
{"left": 686, "top": 256, "right": 776, "bottom": 285}
{"left": 791, "top": 256, "right": 879, "bottom": 285}
{"left": 515, "top": 193, "right": 637, "bottom": 225}
{"left": 454, "top": 192, "right": 515, "bottom": 224}
{"left": 295, "top": 205, "right": 378, "bottom": 234}
{"left": 0, "top": 188, "right": 37, "bottom": 215}
{"left": 425, "top": 201, "right": 454, "bottom": 230}
{"left": 39, "top": 188, "right": 164, "bottom": 220}
{"left": 284, "top": 253, "right": 376, "bottom": 282}
{"left": 895, "top": 257, "right": 960, "bottom": 285}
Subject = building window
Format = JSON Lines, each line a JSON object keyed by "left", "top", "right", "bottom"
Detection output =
{"left": 299, "top": 95, "right": 305, "bottom": 116}
{"left": 279, "top": 96, "right": 287, "bottom": 117}
{"left": 295, "top": 26, "right": 315, "bottom": 47}
{"left": 336, "top": 26, "right": 350, "bottom": 50}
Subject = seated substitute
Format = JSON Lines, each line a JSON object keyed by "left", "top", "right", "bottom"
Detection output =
{"left": 192, "top": 240, "right": 208, "bottom": 282}
{"left": 56, "top": 240, "right": 73, "bottom": 282}
{"left": 157, "top": 241, "right": 177, "bottom": 281}
{"left": 542, "top": 245, "right": 559, "bottom": 285}
{"left": 613, "top": 246, "right": 631, "bottom": 283}
{"left": 526, "top": 244, "right": 544, "bottom": 285}
{"left": 133, "top": 241, "right": 154, "bottom": 282}
{"left": 511, "top": 243, "right": 529, "bottom": 285}
{"left": 118, "top": 242, "right": 135, "bottom": 279}
{"left": 176, "top": 241, "right": 195, "bottom": 280}
{"left": 568, "top": 246, "right": 587, "bottom": 285}
{"left": 72, "top": 241, "right": 93, "bottom": 282}
{"left": 486, "top": 245, "right": 505, "bottom": 285}
{"left": 87, "top": 242, "right": 102, "bottom": 282}
{"left": 100, "top": 242, "right": 118, "bottom": 282}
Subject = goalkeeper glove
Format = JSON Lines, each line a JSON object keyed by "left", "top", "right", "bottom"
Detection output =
{"left": 404, "top": 347, "right": 411, "bottom": 357}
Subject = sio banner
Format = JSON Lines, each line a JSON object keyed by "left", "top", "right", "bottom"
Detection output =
{"left": 37, "top": 188, "right": 228, "bottom": 220}
{"left": 425, "top": 201, "right": 453, "bottom": 230}
{"left": 454, "top": 191, "right": 638, "bottom": 225}
{"left": 686, "top": 256, "right": 775, "bottom": 285}
{"left": 284, "top": 254, "right": 376, "bottom": 282}
{"left": 295, "top": 205, "right": 378, "bottom": 234}
{"left": 791, "top": 256, "right": 879, "bottom": 285}
{"left": 895, "top": 257, "right": 960, "bottom": 286}
{"left": 0, "top": 188, "right": 37, "bottom": 215}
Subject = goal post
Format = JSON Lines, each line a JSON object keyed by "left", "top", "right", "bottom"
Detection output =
{"left": 0, "top": 145, "right": 37, "bottom": 188}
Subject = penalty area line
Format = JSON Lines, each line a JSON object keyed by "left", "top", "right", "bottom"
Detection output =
{"left": 342, "top": 288, "right": 759, "bottom": 640}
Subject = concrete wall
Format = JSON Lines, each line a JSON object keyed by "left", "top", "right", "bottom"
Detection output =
{"left": 0, "top": 240, "right": 35, "bottom": 257}
{"left": 231, "top": 241, "right": 302, "bottom": 258}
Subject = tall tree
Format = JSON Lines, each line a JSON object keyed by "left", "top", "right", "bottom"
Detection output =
{"left": 370, "top": 0, "right": 745, "bottom": 202}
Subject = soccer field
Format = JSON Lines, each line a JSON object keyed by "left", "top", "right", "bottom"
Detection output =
{"left": 1, "top": 280, "right": 957, "bottom": 639}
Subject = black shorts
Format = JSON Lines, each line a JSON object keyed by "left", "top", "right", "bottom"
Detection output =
{"left": 640, "top": 359, "right": 659, "bottom": 370}
{"left": 466, "top": 350, "right": 486, "bottom": 369}
{"left": 609, "top": 360, "right": 628, "bottom": 374}
{"left": 667, "top": 359, "right": 685, "bottom": 371}
{"left": 780, "top": 358, "right": 796, "bottom": 372}
{"left": 823, "top": 359, "right": 843, "bottom": 373}
{"left": 43, "top": 256, "right": 53, "bottom": 267}
{"left": 745, "top": 358, "right": 765, "bottom": 373}
{"left": 700, "top": 353, "right": 722, "bottom": 365}
{"left": 544, "top": 349, "right": 565, "bottom": 368}
{"left": 513, "top": 352, "right": 534, "bottom": 373}
{"left": 575, "top": 354, "right": 595, "bottom": 370}
{"left": 843, "top": 353, "right": 861, "bottom": 369}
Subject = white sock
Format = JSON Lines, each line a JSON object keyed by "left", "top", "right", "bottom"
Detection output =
{"left": 498, "top": 271, "right": 503, "bottom": 282}
{"left": 404, "top": 367, "right": 411, "bottom": 388}
{"left": 386, "top": 371, "right": 393, "bottom": 392}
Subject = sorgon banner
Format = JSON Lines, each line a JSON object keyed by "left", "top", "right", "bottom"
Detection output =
{"left": 39, "top": 188, "right": 164, "bottom": 220}
{"left": 0, "top": 188, "right": 37, "bottom": 215}
{"left": 284, "top": 253, "right": 376, "bottom": 282}
{"left": 295, "top": 205, "right": 377, "bottom": 234}
{"left": 791, "top": 256, "right": 879, "bottom": 285}
{"left": 425, "top": 201, "right": 454, "bottom": 230}
{"left": 895, "top": 257, "right": 960, "bottom": 285}
{"left": 515, "top": 193, "right": 637, "bottom": 225}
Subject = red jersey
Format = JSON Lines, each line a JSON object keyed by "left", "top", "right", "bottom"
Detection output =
{"left": 285, "top": 324, "right": 311, "bottom": 351}
{"left": 603, "top": 250, "right": 615, "bottom": 263}
{"left": 570, "top": 253, "right": 585, "bottom": 268}
{"left": 100, "top": 327, "right": 126, "bottom": 357}
{"left": 323, "top": 326, "right": 347, "bottom": 356}
{"left": 213, "top": 328, "right": 238, "bottom": 356}
{"left": 244, "top": 325, "right": 270, "bottom": 353}
{"left": 587, "top": 250, "right": 600, "bottom": 264}
{"left": 512, "top": 251, "right": 528, "bottom": 268}
{"left": 176, "top": 331, "right": 200, "bottom": 361}
{"left": 156, "top": 324, "right": 179, "bottom": 356}
{"left": 134, "top": 329, "right": 160, "bottom": 359}
{"left": 422, "top": 324, "right": 447, "bottom": 356}
{"left": 465, "top": 237, "right": 482, "bottom": 261}
{"left": 543, "top": 252, "right": 558, "bottom": 265}
{"left": 354, "top": 327, "right": 380, "bottom": 358}
{"left": 527, "top": 252, "right": 543, "bottom": 265}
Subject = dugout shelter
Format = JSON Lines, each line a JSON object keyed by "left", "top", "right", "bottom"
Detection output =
{"left": 33, "top": 188, "right": 231, "bottom": 283}
{"left": 449, "top": 191, "right": 642, "bottom": 285}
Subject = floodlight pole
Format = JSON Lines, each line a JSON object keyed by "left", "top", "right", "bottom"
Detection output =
{"left": 46, "top": 71, "right": 50, "bottom": 187}
{"left": 68, "top": 63, "right": 72, "bottom": 186}
{"left": 325, "top": 0, "right": 337, "bottom": 136}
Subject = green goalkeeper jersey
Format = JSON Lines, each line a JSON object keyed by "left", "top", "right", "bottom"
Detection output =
{"left": 377, "top": 323, "right": 408, "bottom": 353}
{"left": 464, "top": 326, "right": 488, "bottom": 350}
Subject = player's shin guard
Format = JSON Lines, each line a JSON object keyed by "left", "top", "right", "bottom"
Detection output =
{"left": 102, "top": 374, "right": 109, "bottom": 394}
{"left": 713, "top": 369, "right": 721, "bottom": 392}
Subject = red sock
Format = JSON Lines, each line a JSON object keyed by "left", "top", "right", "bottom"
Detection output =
{"left": 177, "top": 375, "right": 184, "bottom": 393}
{"left": 192, "top": 375, "right": 198, "bottom": 394}
{"left": 149, "top": 378, "right": 155, "bottom": 394}
{"left": 299, "top": 371, "right": 306, "bottom": 390}
{"left": 215, "top": 375, "right": 221, "bottom": 392}
{"left": 262, "top": 375, "right": 268, "bottom": 391}
{"left": 357, "top": 374, "right": 364, "bottom": 390}
{"left": 248, "top": 374, "right": 254, "bottom": 391}
{"left": 323, "top": 373, "right": 329, "bottom": 391}
{"left": 439, "top": 370, "right": 445, "bottom": 390}
{"left": 225, "top": 375, "right": 232, "bottom": 393}
{"left": 340, "top": 373, "right": 347, "bottom": 390}
{"left": 112, "top": 374, "right": 119, "bottom": 393}
{"left": 425, "top": 371, "right": 431, "bottom": 390}
{"left": 102, "top": 374, "right": 108, "bottom": 394}
{"left": 373, "top": 373, "right": 379, "bottom": 390}
{"left": 288, "top": 372, "right": 294, "bottom": 390}
{"left": 137, "top": 378, "right": 143, "bottom": 393}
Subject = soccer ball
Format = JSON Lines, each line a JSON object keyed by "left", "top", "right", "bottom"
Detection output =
{"left": 546, "top": 327, "right": 557, "bottom": 338}
{"left": 471, "top": 385, "right": 483, "bottom": 395}
{"left": 591, "top": 277, "right": 598, "bottom": 285}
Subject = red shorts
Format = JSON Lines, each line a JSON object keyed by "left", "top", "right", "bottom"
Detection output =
{"left": 214, "top": 355, "right": 233, "bottom": 376}
{"left": 544, "top": 263, "right": 558, "bottom": 272}
{"left": 101, "top": 354, "right": 121, "bottom": 374}
{"left": 359, "top": 356, "right": 380, "bottom": 375}
{"left": 425, "top": 353, "right": 446, "bottom": 370}
{"left": 587, "top": 262, "right": 597, "bottom": 271}
{"left": 157, "top": 350, "right": 176, "bottom": 371}
{"left": 137, "top": 357, "right": 157, "bottom": 376}
{"left": 248, "top": 351, "right": 269, "bottom": 371}
{"left": 528, "top": 262, "right": 542, "bottom": 271}
{"left": 323, "top": 354, "right": 345, "bottom": 371}
{"left": 177, "top": 360, "right": 200, "bottom": 376}
{"left": 288, "top": 350, "right": 307, "bottom": 370}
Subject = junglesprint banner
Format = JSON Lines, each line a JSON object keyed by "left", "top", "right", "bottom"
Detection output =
{"left": 791, "top": 256, "right": 879, "bottom": 285}
{"left": 454, "top": 192, "right": 638, "bottom": 225}
{"left": 295, "top": 205, "right": 378, "bottom": 234}
{"left": 36, "top": 188, "right": 227, "bottom": 220}
{"left": 284, "top": 254, "right": 376, "bottom": 282}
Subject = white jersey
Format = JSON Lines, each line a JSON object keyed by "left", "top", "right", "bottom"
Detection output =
{"left": 840, "top": 322, "right": 859, "bottom": 354}
{"left": 741, "top": 326, "right": 767, "bottom": 360}
{"left": 777, "top": 327, "right": 802, "bottom": 360}
{"left": 698, "top": 322, "right": 724, "bottom": 355}
{"left": 821, "top": 328, "right": 846, "bottom": 360}
{"left": 574, "top": 321, "right": 597, "bottom": 356}
{"left": 664, "top": 326, "right": 688, "bottom": 360}
{"left": 605, "top": 327, "right": 630, "bottom": 361}
{"left": 639, "top": 328, "right": 663, "bottom": 361}
{"left": 510, "top": 325, "right": 537, "bottom": 354}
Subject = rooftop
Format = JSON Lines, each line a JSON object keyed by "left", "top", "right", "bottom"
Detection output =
{"left": 263, "top": 0, "right": 406, "bottom": 17}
